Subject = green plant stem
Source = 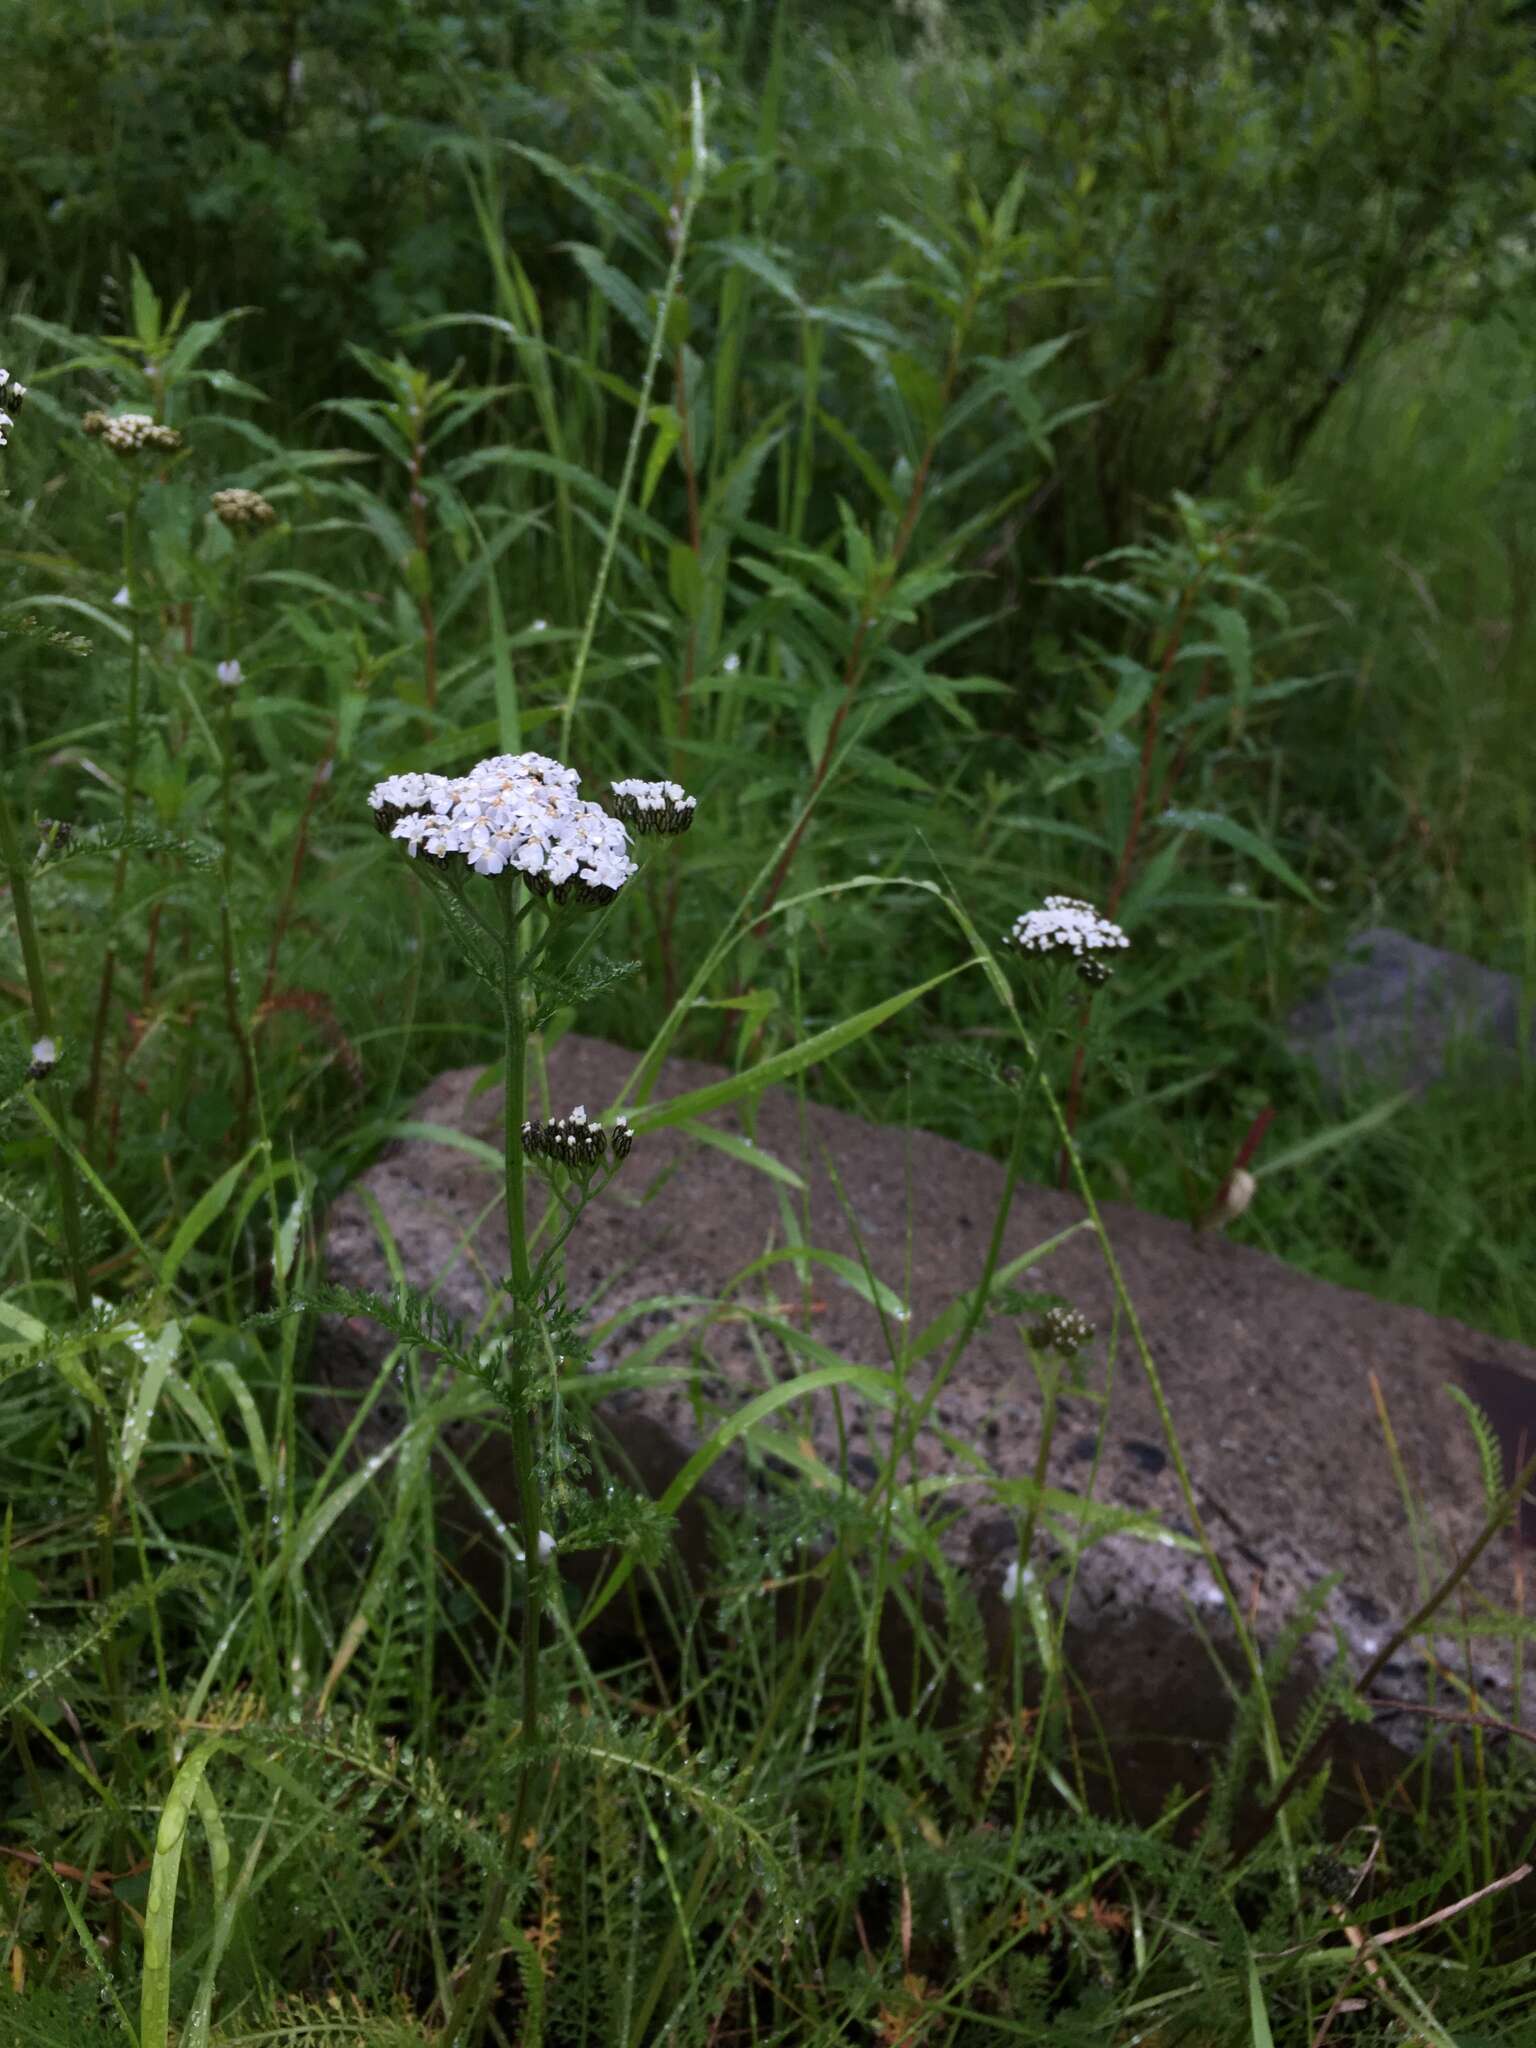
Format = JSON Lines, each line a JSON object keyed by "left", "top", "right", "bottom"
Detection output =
{"left": 0, "top": 788, "right": 93, "bottom": 1316}
{"left": 0, "top": 781, "right": 124, "bottom": 1919}
{"left": 557, "top": 74, "right": 706, "bottom": 759}
{"left": 868, "top": 1046, "right": 1042, "bottom": 1511}
{"left": 1233, "top": 1439, "right": 1536, "bottom": 1869}
{"left": 440, "top": 885, "right": 545, "bottom": 2048}
{"left": 218, "top": 685, "right": 257, "bottom": 1152}
{"left": 84, "top": 488, "right": 144, "bottom": 1158}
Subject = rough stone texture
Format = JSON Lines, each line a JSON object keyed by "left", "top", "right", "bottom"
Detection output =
{"left": 316, "top": 1033, "right": 1536, "bottom": 1800}
{"left": 1286, "top": 924, "right": 1534, "bottom": 1100}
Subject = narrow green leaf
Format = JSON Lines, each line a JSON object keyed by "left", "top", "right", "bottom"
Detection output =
{"left": 204, "top": 1358, "right": 273, "bottom": 1493}
{"left": 142, "top": 1742, "right": 224, "bottom": 2048}
{"left": 119, "top": 1322, "right": 183, "bottom": 1487}
{"left": 675, "top": 1119, "right": 805, "bottom": 1190}
{"left": 1256, "top": 1090, "right": 1415, "bottom": 1178}
{"left": 631, "top": 963, "right": 977, "bottom": 1136}
{"left": 1246, "top": 1952, "right": 1276, "bottom": 2048}
{"left": 581, "top": 1362, "right": 899, "bottom": 1627}
{"left": 159, "top": 1151, "right": 259, "bottom": 1298}
{"left": 1158, "top": 806, "right": 1321, "bottom": 906}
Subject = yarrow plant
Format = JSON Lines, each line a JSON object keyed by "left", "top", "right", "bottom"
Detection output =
{"left": 211, "top": 485, "right": 276, "bottom": 529}
{"left": 368, "top": 744, "right": 696, "bottom": 2044}
{"left": 1007, "top": 894, "right": 1130, "bottom": 987}
{"left": 82, "top": 408, "right": 183, "bottom": 455}
{"left": 369, "top": 751, "right": 674, "bottom": 902}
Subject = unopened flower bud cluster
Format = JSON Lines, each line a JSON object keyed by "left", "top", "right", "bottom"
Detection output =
{"left": 83, "top": 410, "right": 183, "bottom": 455}
{"left": 212, "top": 486, "right": 277, "bottom": 530}
{"left": 521, "top": 1104, "right": 633, "bottom": 1170}
{"left": 609, "top": 779, "right": 698, "bottom": 837}
{"left": 0, "top": 367, "right": 26, "bottom": 449}
{"left": 369, "top": 750, "right": 697, "bottom": 908}
{"left": 1008, "top": 895, "right": 1129, "bottom": 987}
{"left": 1028, "top": 1305, "right": 1095, "bottom": 1357}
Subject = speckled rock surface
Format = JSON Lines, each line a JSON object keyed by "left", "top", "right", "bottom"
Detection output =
{"left": 1286, "top": 924, "right": 1534, "bottom": 1099}
{"left": 315, "top": 1032, "right": 1536, "bottom": 1795}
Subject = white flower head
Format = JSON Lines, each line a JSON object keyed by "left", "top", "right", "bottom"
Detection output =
{"left": 371, "top": 748, "right": 640, "bottom": 906}
{"left": 112, "top": 586, "right": 130, "bottom": 608}
{"left": 609, "top": 777, "right": 698, "bottom": 838}
{"left": 216, "top": 658, "right": 243, "bottom": 688}
{"left": 722, "top": 652, "right": 741, "bottom": 673}
{"left": 29, "top": 1036, "right": 58, "bottom": 1074}
{"left": 84, "top": 410, "right": 182, "bottom": 456}
{"left": 0, "top": 368, "right": 25, "bottom": 449}
{"left": 531, "top": 618, "right": 548, "bottom": 633}
{"left": 1008, "top": 895, "right": 1129, "bottom": 961}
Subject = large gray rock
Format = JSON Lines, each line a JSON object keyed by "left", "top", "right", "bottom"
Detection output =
{"left": 1286, "top": 924, "right": 1533, "bottom": 1099}
{"left": 316, "top": 1033, "right": 1536, "bottom": 1803}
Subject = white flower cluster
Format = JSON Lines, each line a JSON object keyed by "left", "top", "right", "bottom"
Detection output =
{"left": 609, "top": 778, "right": 698, "bottom": 837}
{"left": 82, "top": 410, "right": 182, "bottom": 455}
{"left": 211, "top": 486, "right": 276, "bottom": 530}
{"left": 369, "top": 750, "right": 681, "bottom": 906}
{"left": 1008, "top": 895, "right": 1129, "bottom": 960}
{"left": 0, "top": 367, "right": 24, "bottom": 448}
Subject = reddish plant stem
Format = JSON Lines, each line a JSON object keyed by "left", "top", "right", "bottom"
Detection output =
{"left": 1105, "top": 575, "right": 1204, "bottom": 921}
{"left": 1199, "top": 1103, "right": 1275, "bottom": 1231}
{"left": 1152, "top": 653, "right": 1217, "bottom": 820}
{"left": 259, "top": 732, "right": 335, "bottom": 1008}
{"left": 1058, "top": 570, "right": 1210, "bottom": 1187}
{"left": 105, "top": 903, "right": 164, "bottom": 1168}
{"left": 754, "top": 299, "right": 974, "bottom": 939}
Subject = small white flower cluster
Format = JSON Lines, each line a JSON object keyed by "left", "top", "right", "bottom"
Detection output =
{"left": 216, "top": 658, "right": 243, "bottom": 689}
{"left": 28, "top": 1035, "right": 58, "bottom": 1080}
{"left": 0, "top": 367, "right": 25, "bottom": 449}
{"left": 370, "top": 750, "right": 694, "bottom": 907}
{"left": 1028, "top": 1304, "right": 1095, "bottom": 1357}
{"left": 82, "top": 410, "right": 182, "bottom": 455}
{"left": 609, "top": 778, "right": 698, "bottom": 837}
{"left": 521, "top": 1103, "right": 633, "bottom": 1167}
{"left": 1008, "top": 895, "right": 1129, "bottom": 986}
{"left": 211, "top": 486, "right": 276, "bottom": 530}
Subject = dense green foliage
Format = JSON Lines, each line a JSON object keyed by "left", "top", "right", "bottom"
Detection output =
{"left": 2, "top": 0, "right": 1534, "bottom": 2039}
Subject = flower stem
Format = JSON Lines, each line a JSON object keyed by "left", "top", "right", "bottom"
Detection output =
{"left": 219, "top": 684, "right": 257, "bottom": 1152}
{"left": 441, "top": 886, "right": 545, "bottom": 2046}
{"left": 83, "top": 487, "right": 145, "bottom": 1158}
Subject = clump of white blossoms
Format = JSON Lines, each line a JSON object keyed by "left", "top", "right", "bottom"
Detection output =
{"left": 1028, "top": 1304, "right": 1095, "bottom": 1357}
{"left": 521, "top": 1104, "right": 634, "bottom": 1171}
{"left": 1007, "top": 894, "right": 1129, "bottom": 987}
{"left": 82, "top": 410, "right": 183, "bottom": 455}
{"left": 369, "top": 750, "right": 696, "bottom": 909}
{"left": 608, "top": 778, "right": 698, "bottom": 837}
{"left": 216, "top": 658, "right": 243, "bottom": 688}
{"left": 211, "top": 486, "right": 277, "bottom": 530}
{"left": 0, "top": 367, "right": 25, "bottom": 448}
